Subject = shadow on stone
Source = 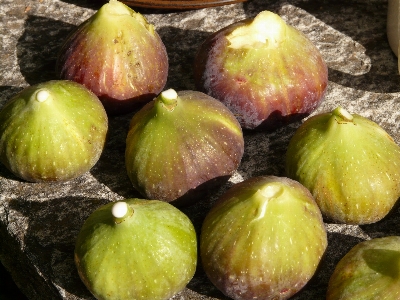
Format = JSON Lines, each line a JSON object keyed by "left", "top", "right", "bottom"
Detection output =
{"left": 157, "top": 26, "right": 211, "bottom": 91}
{"left": 89, "top": 113, "right": 140, "bottom": 199}
{"left": 290, "top": 231, "right": 364, "bottom": 300}
{"left": 0, "top": 86, "right": 25, "bottom": 107}
{"left": 17, "top": 15, "right": 76, "bottom": 85}
{"left": 360, "top": 199, "right": 400, "bottom": 239}
{"left": 8, "top": 196, "right": 111, "bottom": 299}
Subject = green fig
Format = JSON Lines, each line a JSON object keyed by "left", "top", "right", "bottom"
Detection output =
{"left": 0, "top": 80, "right": 108, "bottom": 182}
{"left": 285, "top": 106, "right": 400, "bottom": 224}
{"left": 200, "top": 176, "right": 327, "bottom": 300}
{"left": 327, "top": 236, "right": 400, "bottom": 300}
{"left": 56, "top": 0, "right": 168, "bottom": 115}
{"left": 125, "top": 88, "right": 244, "bottom": 205}
{"left": 75, "top": 199, "right": 197, "bottom": 300}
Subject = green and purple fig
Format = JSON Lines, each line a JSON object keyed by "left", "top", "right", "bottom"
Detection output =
{"left": 285, "top": 106, "right": 400, "bottom": 225}
{"left": 56, "top": 0, "right": 168, "bottom": 115}
{"left": 327, "top": 236, "right": 400, "bottom": 300}
{"left": 0, "top": 80, "right": 108, "bottom": 182}
{"left": 125, "top": 88, "right": 244, "bottom": 205}
{"left": 75, "top": 199, "right": 197, "bottom": 300}
{"left": 194, "top": 10, "right": 328, "bottom": 130}
{"left": 200, "top": 176, "right": 327, "bottom": 300}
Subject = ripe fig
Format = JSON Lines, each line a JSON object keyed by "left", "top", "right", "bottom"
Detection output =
{"left": 285, "top": 107, "right": 400, "bottom": 225}
{"left": 0, "top": 80, "right": 108, "bottom": 182}
{"left": 125, "top": 88, "right": 244, "bottom": 205}
{"left": 200, "top": 176, "right": 327, "bottom": 300}
{"left": 56, "top": 0, "right": 168, "bottom": 115}
{"left": 194, "top": 10, "right": 328, "bottom": 130}
{"left": 75, "top": 199, "right": 197, "bottom": 300}
{"left": 327, "top": 236, "right": 400, "bottom": 300}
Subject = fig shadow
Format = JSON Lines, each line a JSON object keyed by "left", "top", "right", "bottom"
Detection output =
{"left": 289, "top": 231, "right": 364, "bottom": 300}
{"left": 360, "top": 197, "right": 400, "bottom": 238}
{"left": 300, "top": 0, "right": 399, "bottom": 93}
{"left": 7, "top": 196, "right": 112, "bottom": 299}
{"left": 16, "top": 15, "right": 77, "bottom": 86}
{"left": 157, "top": 26, "right": 211, "bottom": 91}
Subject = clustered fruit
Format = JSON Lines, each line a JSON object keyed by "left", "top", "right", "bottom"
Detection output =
{"left": 1, "top": 0, "right": 400, "bottom": 299}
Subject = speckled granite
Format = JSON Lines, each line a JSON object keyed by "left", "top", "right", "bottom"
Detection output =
{"left": 1, "top": 0, "right": 399, "bottom": 299}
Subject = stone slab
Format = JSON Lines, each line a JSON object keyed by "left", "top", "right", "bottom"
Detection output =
{"left": 1, "top": 0, "right": 400, "bottom": 299}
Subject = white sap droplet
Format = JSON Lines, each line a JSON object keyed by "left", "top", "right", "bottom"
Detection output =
{"left": 36, "top": 90, "right": 50, "bottom": 102}
{"left": 112, "top": 201, "right": 128, "bottom": 218}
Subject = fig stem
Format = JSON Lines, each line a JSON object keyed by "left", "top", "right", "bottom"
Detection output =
{"left": 227, "top": 11, "right": 286, "bottom": 49}
{"left": 112, "top": 201, "right": 133, "bottom": 223}
{"left": 158, "top": 89, "right": 178, "bottom": 111}
{"left": 333, "top": 106, "right": 354, "bottom": 122}
{"left": 252, "top": 184, "right": 283, "bottom": 221}
{"left": 36, "top": 90, "right": 50, "bottom": 102}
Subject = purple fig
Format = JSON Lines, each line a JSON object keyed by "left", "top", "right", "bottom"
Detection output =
{"left": 200, "top": 176, "right": 327, "bottom": 300}
{"left": 75, "top": 199, "right": 197, "bottom": 300}
{"left": 194, "top": 10, "right": 328, "bottom": 130}
{"left": 125, "top": 88, "right": 244, "bottom": 205}
{"left": 56, "top": 0, "right": 168, "bottom": 115}
{"left": 285, "top": 106, "right": 400, "bottom": 224}
{"left": 0, "top": 80, "right": 108, "bottom": 182}
{"left": 327, "top": 236, "right": 400, "bottom": 300}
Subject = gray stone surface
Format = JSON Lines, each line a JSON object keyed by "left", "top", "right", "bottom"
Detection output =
{"left": 1, "top": 0, "right": 400, "bottom": 299}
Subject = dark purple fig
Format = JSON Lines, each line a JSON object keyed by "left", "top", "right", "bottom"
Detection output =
{"left": 125, "top": 88, "right": 244, "bottom": 205}
{"left": 285, "top": 106, "right": 400, "bottom": 224}
{"left": 200, "top": 176, "right": 327, "bottom": 300}
{"left": 75, "top": 199, "right": 197, "bottom": 300}
{"left": 0, "top": 80, "right": 108, "bottom": 182}
{"left": 56, "top": 0, "right": 168, "bottom": 115}
{"left": 327, "top": 236, "right": 400, "bottom": 300}
{"left": 194, "top": 10, "right": 328, "bottom": 131}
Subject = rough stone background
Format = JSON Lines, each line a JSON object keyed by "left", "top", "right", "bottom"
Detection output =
{"left": 1, "top": 0, "right": 400, "bottom": 299}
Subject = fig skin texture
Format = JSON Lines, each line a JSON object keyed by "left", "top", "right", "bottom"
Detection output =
{"left": 0, "top": 80, "right": 108, "bottom": 182}
{"left": 194, "top": 10, "right": 328, "bottom": 131}
{"left": 327, "top": 236, "right": 400, "bottom": 300}
{"left": 285, "top": 106, "right": 400, "bottom": 225}
{"left": 75, "top": 199, "right": 197, "bottom": 300}
{"left": 56, "top": 0, "right": 168, "bottom": 115}
{"left": 200, "top": 176, "right": 327, "bottom": 300}
{"left": 125, "top": 88, "right": 244, "bottom": 205}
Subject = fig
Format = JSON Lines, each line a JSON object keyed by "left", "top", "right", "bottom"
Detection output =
{"left": 327, "top": 236, "right": 400, "bottom": 300}
{"left": 286, "top": 106, "right": 400, "bottom": 225}
{"left": 75, "top": 199, "right": 197, "bottom": 300}
{"left": 200, "top": 176, "right": 327, "bottom": 300}
{"left": 125, "top": 88, "right": 244, "bottom": 205}
{"left": 0, "top": 80, "right": 108, "bottom": 182}
{"left": 56, "top": 0, "right": 168, "bottom": 115}
{"left": 194, "top": 10, "right": 328, "bottom": 130}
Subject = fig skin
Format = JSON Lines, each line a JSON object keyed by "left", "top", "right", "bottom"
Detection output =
{"left": 56, "top": 0, "right": 168, "bottom": 115}
{"left": 0, "top": 80, "right": 108, "bottom": 182}
{"left": 194, "top": 10, "right": 328, "bottom": 131}
{"left": 200, "top": 176, "right": 327, "bottom": 300}
{"left": 75, "top": 199, "right": 197, "bottom": 300}
{"left": 125, "top": 89, "right": 244, "bottom": 205}
{"left": 327, "top": 236, "right": 400, "bottom": 300}
{"left": 285, "top": 107, "right": 400, "bottom": 225}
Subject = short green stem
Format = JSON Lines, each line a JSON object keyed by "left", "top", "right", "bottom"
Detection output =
{"left": 252, "top": 184, "right": 283, "bottom": 221}
{"left": 227, "top": 11, "right": 286, "bottom": 49}
{"left": 158, "top": 89, "right": 178, "bottom": 111}
{"left": 112, "top": 201, "right": 133, "bottom": 224}
{"left": 332, "top": 106, "right": 354, "bottom": 122}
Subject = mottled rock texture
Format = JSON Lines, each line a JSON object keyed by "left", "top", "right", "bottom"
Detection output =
{"left": 1, "top": 0, "right": 400, "bottom": 299}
